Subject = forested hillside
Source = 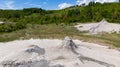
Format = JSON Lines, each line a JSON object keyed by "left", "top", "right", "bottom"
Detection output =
{"left": 0, "top": 2, "right": 120, "bottom": 32}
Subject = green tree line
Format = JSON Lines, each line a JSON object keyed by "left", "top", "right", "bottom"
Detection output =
{"left": 0, "top": 2, "right": 120, "bottom": 32}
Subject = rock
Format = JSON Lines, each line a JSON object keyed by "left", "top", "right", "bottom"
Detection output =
{"left": 54, "top": 56, "right": 65, "bottom": 60}
{"left": 33, "top": 59, "right": 49, "bottom": 67}
{"left": 1, "top": 45, "right": 47, "bottom": 67}
{"left": 25, "top": 45, "right": 45, "bottom": 55}
{"left": 51, "top": 64, "right": 64, "bottom": 67}
{"left": 2, "top": 60, "right": 17, "bottom": 67}
{"left": 0, "top": 21, "right": 4, "bottom": 24}
{"left": 1, "top": 59, "right": 49, "bottom": 67}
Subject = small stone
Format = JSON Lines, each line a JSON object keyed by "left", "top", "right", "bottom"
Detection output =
{"left": 25, "top": 45, "right": 45, "bottom": 55}
{"left": 51, "top": 64, "right": 64, "bottom": 67}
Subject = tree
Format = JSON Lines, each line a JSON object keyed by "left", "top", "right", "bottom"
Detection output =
{"left": 23, "top": 8, "right": 45, "bottom": 15}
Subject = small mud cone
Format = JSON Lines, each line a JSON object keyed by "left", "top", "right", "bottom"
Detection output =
{"left": 61, "top": 36, "right": 78, "bottom": 54}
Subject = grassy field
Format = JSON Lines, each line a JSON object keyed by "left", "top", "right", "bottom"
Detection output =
{"left": 0, "top": 24, "right": 120, "bottom": 48}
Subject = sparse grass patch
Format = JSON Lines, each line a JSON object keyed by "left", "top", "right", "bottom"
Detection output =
{"left": 0, "top": 24, "right": 120, "bottom": 48}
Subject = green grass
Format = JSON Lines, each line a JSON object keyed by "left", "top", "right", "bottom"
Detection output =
{"left": 0, "top": 24, "right": 120, "bottom": 48}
